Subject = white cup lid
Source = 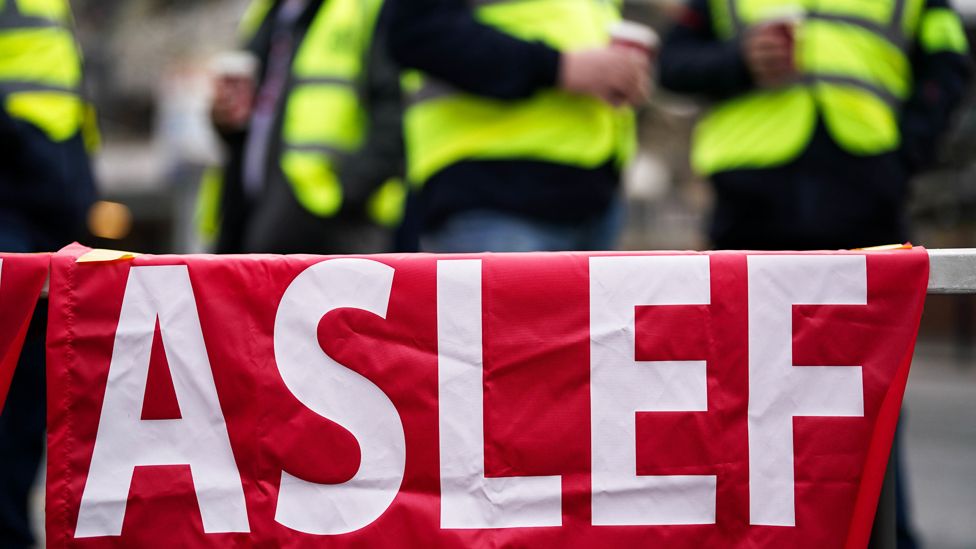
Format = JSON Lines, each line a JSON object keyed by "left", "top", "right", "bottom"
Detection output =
{"left": 759, "top": 6, "right": 806, "bottom": 23}
{"left": 609, "top": 20, "right": 660, "bottom": 48}
{"left": 212, "top": 51, "right": 259, "bottom": 78}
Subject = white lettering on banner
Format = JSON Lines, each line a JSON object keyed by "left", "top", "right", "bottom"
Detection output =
{"left": 589, "top": 256, "right": 717, "bottom": 526}
{"left": 436, "top": 260, "right": 562, "bottom": 528}
{"left": 747, "top": 255, "right": 866, "bottom": 526}
{"left": 75, "top": 266, "right": 249, "bottom": 538}
{"left": 273, "top": 258, "right": 405, "bottom": 535}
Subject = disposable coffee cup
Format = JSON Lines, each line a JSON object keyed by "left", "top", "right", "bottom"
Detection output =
{"left": 759, "top": 5, "right": 805, "bottom": 26}
{"left": 758, "top": 6, "right": 805, "bottom": 46}
{"left": 609, "top": 20, "right": 660, "bottom": 59}
{"left": 212, "top": 50, "right": 259, "bottom": 82}
{"left": 758, "top": 6, "right": 804, "bottom": 72}
{"left": 210, "top": 51, "right": 259, "bottom": 130}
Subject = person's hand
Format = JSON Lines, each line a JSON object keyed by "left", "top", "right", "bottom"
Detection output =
{"left": 559, "top": 47, "right": 651, "bottom": 106}
{"left": 211, "top": 75, "right": 254, "bottom": 132}
{"left": 743, "top": 22, "right": 798, "bottom": 88}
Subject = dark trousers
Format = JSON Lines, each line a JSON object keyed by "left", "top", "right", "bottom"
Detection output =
{"left": 0, "top": 117, "right": 94, "bottom": 547}
{"left": 0, "top": 305, "right": 46, "bottom": 548}
{"left": 0, "top": 220, "right": 53, "bottom": 549}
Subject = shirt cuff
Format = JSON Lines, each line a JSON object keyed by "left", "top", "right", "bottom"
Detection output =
{"left": 530, "top": 42, "right": 562, "bottom": 90}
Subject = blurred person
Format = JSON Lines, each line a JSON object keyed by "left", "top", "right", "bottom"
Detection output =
{"left": 659, "top": 1, "right": 971, "bottom": 547}
{"left": 387, "top": 0, "right": 650, "bottom": 253}
{"left": 208, "top": 0, "right": 405, "bottom": 255}
{"left": 659, "top": 0, "right": 971, "bottom": 251}
{"left": 0, "top": 0, "right": 97, "bottom": 546}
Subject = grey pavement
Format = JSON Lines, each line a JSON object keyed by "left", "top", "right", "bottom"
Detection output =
{"left": 903, "top": 341, "right": 976, "bottom": 549}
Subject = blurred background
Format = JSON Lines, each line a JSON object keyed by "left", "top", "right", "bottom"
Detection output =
{"left": 33, "top": 0, "right": 976, "bottom": 547}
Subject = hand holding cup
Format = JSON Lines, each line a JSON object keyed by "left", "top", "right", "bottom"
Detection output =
{"left": 211, "top": 51, "right": 258, "bottom": 132}
{"left": 743, "top": 8, "right": 803, "bottom": 88}
{"left": 608, "top": 20, "right": 659, "bottom": 105}
{"left": 559, "top": 47, "right": 650, "bottom": 106}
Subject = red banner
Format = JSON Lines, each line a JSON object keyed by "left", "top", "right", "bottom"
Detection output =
{"left": 45, "top": 245, "right": 928, "bottom": 548}
{"left": 0, "top": 252, "right": 49, "bottom": 410}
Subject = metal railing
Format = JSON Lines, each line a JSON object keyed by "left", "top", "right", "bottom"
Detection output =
{"left": 927, "top": 248, "right": 976, "bottom": 293}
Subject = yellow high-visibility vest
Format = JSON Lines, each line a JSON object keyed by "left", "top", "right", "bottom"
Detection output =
{"left": 0, "top": 0, "right": 96, "bottom": 144}
{"left": 203, "top": 0, "right": 404, "bottom": 232}
{"left": 402, "top": 0, "right": 638, "bottom": 185}
{"left": 278, "top": 0, "right": 404, "bottom": 224}
{"left": 200, "top": 0, "right": 406, "bottom": 239}
{"left": 692, "top": 0, "right": 968, "bottom": 176}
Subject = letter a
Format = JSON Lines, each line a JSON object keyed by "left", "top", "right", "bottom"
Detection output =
{"left": 76, "top": 266, "right": 249, "bottom": 538}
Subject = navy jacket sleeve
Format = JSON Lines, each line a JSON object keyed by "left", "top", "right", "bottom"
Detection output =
{"left": 899, "top": 0, "right": 973, "bottom": 173}
{"left": 386, "top": 0, "right": 560, "bottom": 100}
{"left": 658, "top": 0, "right": 754, "bottom": 99}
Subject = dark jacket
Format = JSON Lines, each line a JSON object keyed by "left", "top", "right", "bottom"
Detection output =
{"left": 0, "top": 102, "right": 95, "bottom": 252}
{"left": 659, "top": 0, "right": 972, "bottom": 249}
{"left": 216, "top": 0, "right": 403, "bottom": 254}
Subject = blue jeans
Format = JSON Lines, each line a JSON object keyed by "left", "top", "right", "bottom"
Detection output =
{"left": 0, "top": 315, "right": 45, "bottom": 548}
{"left": 421, "top": 203, "right": 624, "bottom": 253}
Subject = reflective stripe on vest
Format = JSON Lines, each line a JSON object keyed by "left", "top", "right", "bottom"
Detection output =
{"left": 402, "top": 0, "right": 637, "bottom": 185}
{"left": 0, "top": 0, "right": 85, "bottom": 141}
{"left": 692, "top": 0, "right": 928, "bottom": 176}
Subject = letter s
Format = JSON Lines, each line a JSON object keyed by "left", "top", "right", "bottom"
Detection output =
{"left": 273, "top": 259, "right": 405, "bottom": 535}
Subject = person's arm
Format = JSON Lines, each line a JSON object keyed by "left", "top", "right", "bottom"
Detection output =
{"left": 899, "top": 0, "right": 972, "bottom": 174}
{"left": 338, "top": 5, "right": 404, "bottom": 212}
{"left": 658, "top": 0, "right": 755, "bottom": 99}
{"left": 386, "top": 0, "right": 559, "bottom": 99}
{"left": 386, "top": 0, "right": 649, "bottom": 105}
